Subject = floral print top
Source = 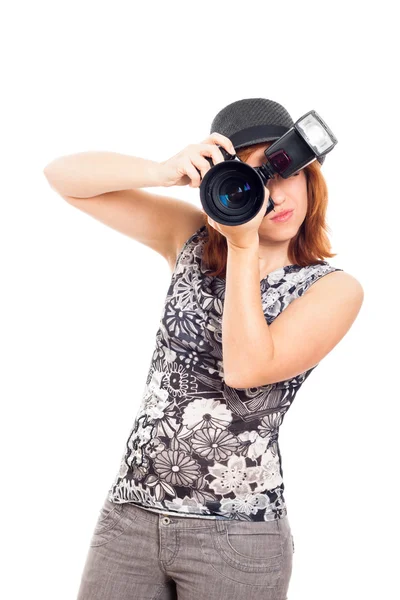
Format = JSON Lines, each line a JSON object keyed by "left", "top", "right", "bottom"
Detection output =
{"left": 107, "top": 225, "right": 343, "bottom": 521}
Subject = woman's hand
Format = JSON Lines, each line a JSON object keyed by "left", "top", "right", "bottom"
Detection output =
{"left": 159, "top": 132, "right": 236, "bottom": 188}
{"left": 206, "top": 190, "right": 270, "bottom": 249}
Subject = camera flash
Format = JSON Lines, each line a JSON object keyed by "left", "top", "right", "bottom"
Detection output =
{"left": 295, "top": 111, "right": 337, "bottom": 156}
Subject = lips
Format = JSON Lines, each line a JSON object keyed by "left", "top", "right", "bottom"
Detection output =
{"left": 271, "top": 209, "right": 293, "bottom": 220}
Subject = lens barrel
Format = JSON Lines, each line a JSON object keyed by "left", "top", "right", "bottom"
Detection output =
{"left": 199, "top": 147, "right": 275, "bottom": 226}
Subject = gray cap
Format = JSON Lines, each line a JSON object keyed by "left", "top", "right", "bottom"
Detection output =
{"left": 210, "top": 97, "right": 326, "bottom": 166}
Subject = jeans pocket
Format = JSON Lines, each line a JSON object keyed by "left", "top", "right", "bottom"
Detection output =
{"left": 195, "top": 520, "right": 284, "bottom": 588}
{"left": 96, "top": 499, "right": 122, "bottom": 531}
{"left": 223, "top": 520, "right": 282, "bottom": 566}
{"left": 90, "top": 498, "right": 126, "bottom": 547}
{"left": 199, "top": 520, "right": 284, "bottom": 574}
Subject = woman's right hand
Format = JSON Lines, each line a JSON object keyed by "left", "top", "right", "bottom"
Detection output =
{"left": 158, "top": 132, "right": 236, "bottom": 188}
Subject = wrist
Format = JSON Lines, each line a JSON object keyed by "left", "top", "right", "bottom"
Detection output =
{"left": 151, "top": 160, "right": 168, "bottom": 187}
{"left": 227, "top": 234, "right": 259, "bottom": 251}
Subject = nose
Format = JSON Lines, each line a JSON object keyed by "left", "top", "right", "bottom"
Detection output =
{"left": 266, "top": 178, "right": 286, "bottom": 204}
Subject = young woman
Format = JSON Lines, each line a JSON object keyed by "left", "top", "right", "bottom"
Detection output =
{"left": 43, "top": 98, "right": 363, "bottom": 600}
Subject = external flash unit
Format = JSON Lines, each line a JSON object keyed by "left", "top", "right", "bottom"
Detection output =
{"left": 198, "top": 109, "right": 338, "bottom": 226}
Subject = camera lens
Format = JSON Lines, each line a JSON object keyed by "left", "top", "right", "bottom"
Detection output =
{"left": 218, "top": 177, "right": 252, "bottom": 209}
{"left": 199, "top": 159, "right": 267, "bottom": 226}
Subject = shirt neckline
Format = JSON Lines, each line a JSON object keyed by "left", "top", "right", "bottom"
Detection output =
{"left": 260, "top": 263, "right": 299, "bottom": 281}
{"left": 197, "top": 225, "right": 326, "bottom": 284}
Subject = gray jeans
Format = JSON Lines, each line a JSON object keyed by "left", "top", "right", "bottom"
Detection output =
{"left": 76, "top": 494, "right": 294, "bottom": 600}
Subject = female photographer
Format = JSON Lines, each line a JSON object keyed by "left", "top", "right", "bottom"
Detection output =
{"left": 43, "top": 97, "right": 363, "bottom": 600}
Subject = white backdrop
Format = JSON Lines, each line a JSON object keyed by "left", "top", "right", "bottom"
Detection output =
{"left": 1, "top": 1, "right": 399, "bottom": 599}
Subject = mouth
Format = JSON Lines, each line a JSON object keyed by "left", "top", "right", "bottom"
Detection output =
{"left": 271, "top": 209, "right": 294, "bottom": 223}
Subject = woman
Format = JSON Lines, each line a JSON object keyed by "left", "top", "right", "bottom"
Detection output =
{"left": 43, "top": 98, "right": 364, "bottom": 599}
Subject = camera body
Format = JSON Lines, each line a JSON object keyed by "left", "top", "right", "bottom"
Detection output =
{"left": 198, "top": 109, "right": 337, "bottom": 226}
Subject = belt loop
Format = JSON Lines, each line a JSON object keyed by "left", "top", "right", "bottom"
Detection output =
{"left": 216, "top": 519, "right": 226, "bottom": 533}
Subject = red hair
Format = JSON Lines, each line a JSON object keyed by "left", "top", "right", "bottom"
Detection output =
{"left": 202, "top": 142, "right": 337, "bottom": 279}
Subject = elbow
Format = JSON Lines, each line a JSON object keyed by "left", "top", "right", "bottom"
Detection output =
{"left": 224, "top": 375, "right": 251, "bottom": 390}
{"left": 224, "top": 373, "right": 239, "bottom": 388}
{"left": 43, "top": 164, "right": 69, "bottom": 196}
{"left": 225, "top": 362, "right": 272, "bottom": 389}
{"left": 225, "top": 370, "right": 275, "bottom": 389}
{"left": 43, "top": 160, "right": 56, "bottom": 178}
{"left": 43, "top": 165, "right": 56, "bottom": 189}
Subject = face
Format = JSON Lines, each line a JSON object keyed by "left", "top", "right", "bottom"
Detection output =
{"left": 245, "top": 144, "right": 308, "bottom": 240}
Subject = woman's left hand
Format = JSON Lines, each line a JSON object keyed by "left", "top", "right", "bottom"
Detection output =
{"left": 205, "top": 191, "right": 270, "bottom": 249}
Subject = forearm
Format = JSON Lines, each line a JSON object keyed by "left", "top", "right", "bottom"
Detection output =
{"left": 43, "top": 151, "right": 163, "bottom": 198}
{"left": 222, "top": 237, "right": 274, "bottom": 388}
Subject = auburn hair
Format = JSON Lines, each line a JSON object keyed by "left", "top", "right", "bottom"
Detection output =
{"left": 201, "top": 141, "right": 337, "bottom": 279}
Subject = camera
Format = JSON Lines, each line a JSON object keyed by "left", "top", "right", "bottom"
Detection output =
{"left": 198, "top": 110, "right": 338, "bottom": 226}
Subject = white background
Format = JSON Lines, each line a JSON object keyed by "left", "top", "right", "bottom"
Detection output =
{"left": 1, "top": 1, "right": 399, "bottom": 599}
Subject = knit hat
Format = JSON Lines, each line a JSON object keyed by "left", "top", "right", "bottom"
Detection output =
{"left": 210, "top": 97, "right": 326, "bottom": 166}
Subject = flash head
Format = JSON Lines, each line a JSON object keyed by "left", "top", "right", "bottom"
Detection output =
{"left": 295, "top": 110, "right": 337, "bottom": 157}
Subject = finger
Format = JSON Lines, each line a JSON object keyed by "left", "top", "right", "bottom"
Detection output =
{"left": 183, "top": 159, "right": 202, "bottom": 188}
{"left": 190, "top": 154, "right": 214, "bottom": 181}
{"left": 197, "top": 143, "right": 225, "bottom": 166}
{"left": 201, "top": 132, "right": 236, "bottom": 155}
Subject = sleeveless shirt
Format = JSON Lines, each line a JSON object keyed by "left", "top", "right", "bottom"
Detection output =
{"left": 107, "top": 224, "right": 343, "bottom": 522}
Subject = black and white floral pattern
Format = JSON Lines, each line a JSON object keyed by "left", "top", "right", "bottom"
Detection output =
{"left": 108, "top": 225, "right": 343, "bottom": 522}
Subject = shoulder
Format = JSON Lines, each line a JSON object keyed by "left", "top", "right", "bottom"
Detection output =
{"left": 304, "top": 265, "right": 364, "bottom": 306}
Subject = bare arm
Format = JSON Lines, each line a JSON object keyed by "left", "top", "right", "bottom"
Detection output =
{"left": 222, "top": 239, "right": 364, "bottom": 388}
{"left": 43, "top": 151, "right": 164, "bottom": 198}
{"left": 42, "top": 150, "right": 205, "bottom": 266}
